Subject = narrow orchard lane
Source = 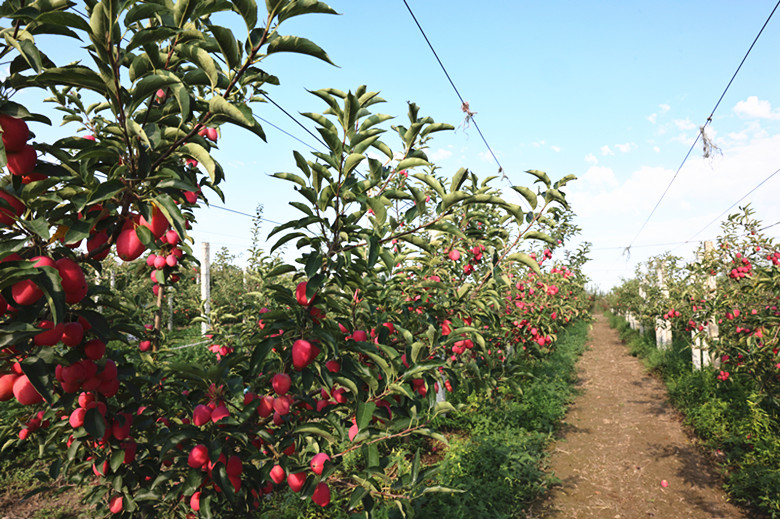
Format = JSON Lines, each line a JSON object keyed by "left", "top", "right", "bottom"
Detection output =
{"left": 530, "top": 314, "right": 748, "bottom": 519}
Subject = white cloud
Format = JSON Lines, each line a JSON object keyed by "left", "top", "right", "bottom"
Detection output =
{"left": 659, "top": 104, "right": 670, "bottom": 113}
{"left": 478, "top": 151, "right": 496, "bottom": 163}
{"left": 428, "top": 148, "right": 453, "bottom": 161}
{"left": 550, "top": 145, "right": 561, "bottom": 153}
{"left": 585, "top": 153, "right": 598, "bottom": 165}
{"left": 615, "top": 142, "right": 636, "bottom": 153}
{"left": 531, "top": 140, "right": 545, "bottom": 148}
{"left": 674, "top": 118, "right": 696, "bottom": 130}
{"left": 600, "top": 145, "right": 614, "bottom": 156}
{"left": 734, "top": 96, "right": 780, "bottom": 120}
{"left": 647, "top": 113, "right": 657, "bottom": 124}
{"left": 653, "top": 146, "right": 661, "bottom": 153}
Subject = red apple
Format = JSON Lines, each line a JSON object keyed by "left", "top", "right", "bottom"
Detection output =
{"left": 311, "top": 482, "right": 331, "bottom": 506}
{"left": 55, "top": 257, "right": 88, "bottom": 303}
{"left": 0, "top": 189, "right": 24, "bottom": 226}
{"left": 0, "top": 373, "right": 19, "bottom": 401}
{"left": 13, "top": 375, "right": 43, "bottom": 405}
{"left": 109, "top": 495, "right": 123, "bottom": 514}
{"left": 0, "top": 114, "right": 29, "bottom": 152}
{"left": 6, "top": 144, "right": 36, "bottom": 176}
{"left": 188, "top": 444, "right": 209, "bottom": 468}
{"left": 287, "top": 472, "right": 306, "bottom": 492}
{"left": 310, "top": 452, "right": 330, "bottom": 475}
{"left": 116, "top": 228, "right": 146, "bottom": 261}
{"left": 270, "top": 465, "right": 285, "bottom": 484}
{"left": 272, "top": 373, "right": 291, "bottom": 395}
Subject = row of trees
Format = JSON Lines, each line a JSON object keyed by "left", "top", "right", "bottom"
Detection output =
{"left": 0, "top": 1, "right": 590, "bottom": 516}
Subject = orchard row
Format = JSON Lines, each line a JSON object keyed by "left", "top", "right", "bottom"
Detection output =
{"left": 0, "top": 1, "right": 589, "bottom": 517}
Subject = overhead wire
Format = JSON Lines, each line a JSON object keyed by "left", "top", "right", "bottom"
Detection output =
{"left": 625, "top": 0, "right": 780, "bottom": 251}
{"left": 400, "top": 0, "right": 506, "bottom": 179}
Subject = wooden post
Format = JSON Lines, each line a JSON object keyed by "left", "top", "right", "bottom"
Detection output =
{"left": 201, "top": 242, "right": 211, "bottom": 336}
{"left": 168, "top": 291, "right": 174, "bottom": 332}
{"left": 655, "top": 265, "right": 672, "bottom": 349}
{"left": 704, "top": 241, "right": 720, "bottom": 368}
{"left": 638, "top": 287, "right": 646, "bottom": 334}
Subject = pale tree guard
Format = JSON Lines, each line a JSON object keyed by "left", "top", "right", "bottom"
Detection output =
{"left": 692, "top": 241, "right": 720, "bottom": 369}
{"left": 655, "top": 265, "right": 672, "bottom": 349}
{"left": 200, "top": 242, "right": 211, "bottom": 336}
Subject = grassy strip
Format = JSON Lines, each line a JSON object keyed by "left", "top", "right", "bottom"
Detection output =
{"left": 607, "top": 312, "right": 780, "bottom": 519}
{"left": 410, "top": 318, "right": 591, "bottom": 519}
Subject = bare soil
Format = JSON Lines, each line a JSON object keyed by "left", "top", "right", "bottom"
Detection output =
{"left": 529, "top": 314, "right": 749, "bottom": 519}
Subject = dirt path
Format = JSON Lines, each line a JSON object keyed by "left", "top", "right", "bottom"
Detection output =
{"left": 530, "top": 314, "right": 748, "bottom": 519}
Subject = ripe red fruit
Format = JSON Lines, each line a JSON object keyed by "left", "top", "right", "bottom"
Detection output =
{"left": 55, "top": 257, "right": 88, "bottom": 303}
{"left": 166, "top": 254, "right": 178, "bottom": 267}
{"left": 139, "top": 206, "right": 169, "bottom": 238}
{"left": 272, "top": 373, "right": 291, "bottom": 395}
{"left": 311, "top": 482, "right": 331, "bottom": 506}
{"left": 190, "top": 491, "right": 201, "bottom": 511}
{"left": 257, "top": 395, "right": 274, "bottom": 418}
{"left": 270, "top": 465, "right": 285, "bottom": 484}
{"left": 153, "top": 255, "right": 167, "bottom": 269}
{"left": 116, "top": 228, "right": 146, "bottom": 261}
{"left": 139, "top": 340, "right": 151, "bottom": 352}
{"left": 325, "top": 360, "right": 340, "bottom": 373}
{"left": 295, "top": 281, "right": 312, "bottom": 306}
{"left": 6, "top": 144, "right": 36, "bottom": 176}
{"left": 155, "top": 89, "right": 166, "bottom": 102}
{"left": 0, "top": 373, "right": 20, "bottom": 401}
{"left": 84, "top": 339, "right": 106, "bottom": 360}
{"left": 34, "top": 321, "right": 65, "bottom": 346}
{"left": 183, "top": 190, "right": 198, "bottom": 204}
{"left": 188, "top": 444, "right": 209, "bottom": 468}
{"left": 12, "top": 256, "right": 55, "bottom": 306}
{"left": 13, "top": 375, "right": 43, "bottom": 405}
{"left": 310, "top": 452, "right": 330, "bottom": 475}
{"left": 211, "top": 404, "right": 229, "bottom": 423}
{"left": 226, "top": 455, "right": 242, "bottom": 476}
{"left": 352, "top": 330, "right": 368, "bottom": 342}
{"left": 165, "top": 229, "right": 180, "bottom": 246}
{"left": 292, "top": 339, "right": 319, "bottom": 370}
{"left": 87, "top": 230, "right": 110, "bottom": 261}
{"left": 69, "top": 407, "right": 87, "bottom": 428}
{"left": 0, "top": 114, "right": 29, "bottom": 152}
{"left": 206, "top": 127, "right": 218, "bottom": 142}
{"left": 287, "top": 472, "right": 306, "bottom": 493}
{"left": 0, "top": 189, "right": 24, "bottom": 226}
{"left": 193, "top": 404, "right": 211, "bottom": 426}
{"left": 272, "top": 395, "right": 291, "bottom": 415}
{"left": 109, "top": 495, "right": 123, "bottom": 514}
{"left": 448, "top": 249, "right": 461, "bottom": 261}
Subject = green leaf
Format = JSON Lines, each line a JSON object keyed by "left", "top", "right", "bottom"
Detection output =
{"left": 272, "top": 172, "right": 307, "bottom": 188}
{"left": 209, "top": 24, "right": 241, "bottom": 69}
{"left": 3, "top": 35, "right": 43, "bottom": 73}
{"left": 343, "top": 153, "right": 364, "bottom": 176}
{"left": 506, "top": 252, "right": 541, "bottom": 275}
{"left": 366, "top": 198, "right": 386, "bottom": 226}
{"left": 450, "top": 167, "right": 468, "bottom": 192}
{"left": 178, "top": 44, "right": 218, "bottom": 87}
{"left": 511, "top": 185, "right": 537, "bottom": 210}
{"left": 524, "top": 230, "right": 557, "bottom": 246}
{"left": 293, "top": 424, "right": 337, "bottom": 444}
{"left": 412, "top": 173, "right": 445, "bottom": 198}
{"left": 396, "top": 157, "right": 428, "bottom": 171}
{"left": 526, "top": 169, "right": 551, "bottom": 187}
{"left": 180, "top": 143, "right": 218, "bottom": 182}
{"left": 84, "top": 407, "right": 107, "bottom": 438}
{"left": 233, "top": 0, "right": 258, "bottom": 30}
{"left": 266, "top": 35, "right": 335, "bottom": 65}
{"left": 131, "top": 71, "right": 183, "bottom": 112}
{"left": 440, "top": 191, "right": 470, "bottom": 211}
{"left": 208, "top": 96, "right": 254, "bottom": 127}
{"left": 356, "top": 401, "right": 376, "bottom": 430}
{"left": 278, "top": 0, "right": 338, "bottom": 22}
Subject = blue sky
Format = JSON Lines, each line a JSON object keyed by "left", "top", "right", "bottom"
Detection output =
{"left": 15, "top": 1, "right": 780, "bottom": 291}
